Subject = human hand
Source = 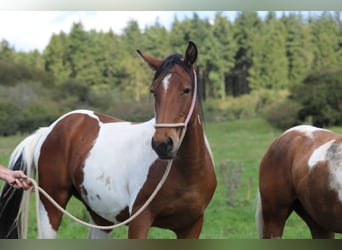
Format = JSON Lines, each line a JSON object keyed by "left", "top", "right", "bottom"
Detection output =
{"left": 8, "top": 170, "right": 32, "bottom": 190}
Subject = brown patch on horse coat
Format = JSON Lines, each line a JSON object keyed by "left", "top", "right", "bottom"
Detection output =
{"left": 129, "top": 116, "right": 216, "bottom": 237}
{"left": 37, "top": 112, "right": 112, "bottom": 230}
{"left": 259, "top": 126, "right": 342, "bottom": 238}
{"left": 94, "top": 112, "right": 123, "bottom": 123}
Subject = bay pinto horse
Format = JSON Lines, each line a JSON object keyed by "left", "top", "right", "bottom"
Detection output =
{"left": 0, "top": 41, "right": 217, "bottom": 239}
{"left": 257, "top": 125, "right": 342, "bottom": 238}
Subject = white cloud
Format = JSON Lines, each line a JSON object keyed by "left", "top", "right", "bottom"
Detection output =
{"left": 0, "top": 11, "right": 63, "bottom": 52}
{"left": 0, "top": 11, "right": 320, "bottom": 53}
{"left": 0, "top": 11, "right": 196, "bottom": 53}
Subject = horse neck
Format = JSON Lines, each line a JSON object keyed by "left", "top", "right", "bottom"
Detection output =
{"left": 176, "top": 104, "right": 207, "bottom": 168}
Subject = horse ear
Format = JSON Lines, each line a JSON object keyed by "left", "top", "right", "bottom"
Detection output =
{"left": 184, "top": 41, "right": 197, "bottom": 66}
{"left": 136, "top": 50, "right": 161, "bottom": 70}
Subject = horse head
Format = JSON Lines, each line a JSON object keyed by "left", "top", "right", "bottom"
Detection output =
{"left": 137, "top": 41, "right": 198, "bottom": 159}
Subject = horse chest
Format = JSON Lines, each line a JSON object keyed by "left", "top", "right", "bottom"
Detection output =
{"left": 79, "top": 121, "right": 158, "bottom": 222}
{"left": 153, "top": 188, "right": 205, "bottom": 228}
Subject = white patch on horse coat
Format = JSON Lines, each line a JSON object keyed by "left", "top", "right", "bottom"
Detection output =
{"left": 39, "top": 200, "right": 57, "bottom": 239}
{"left": 204, "top": 133, "right": 215, "bottom": 167}
{"left": 30, "top": 110, "right": 105, "bottom": 238}
{"left": 28, "top": 110, "right": 158, "bottom": 237}
{"left": 308, "top": 140, "right": 335, "bottom": 168}
{"left": 307, "top": 140, "right": 342, "bottom": 203}
{"left": 162, "top": 74, "right": 172, "bottom": 92}
{"left": 81, "top": 118, "right": 158, "bottom": 222}
{"left": 326, "top": 142, "right": 342, "bottom": 202}
{"left": 284, "top": 125, "right": 329, "bottom": 139}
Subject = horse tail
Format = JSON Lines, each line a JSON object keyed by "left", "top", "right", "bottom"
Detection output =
{"left": 0, "top": 127, "right": 48, "bottom": 239}
{"left": 255, "top": 189, "right": 264, "bottom": 239}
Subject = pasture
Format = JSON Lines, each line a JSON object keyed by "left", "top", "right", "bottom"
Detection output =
{"left": 1, "top": 118, "right": 341, "bottom": 239}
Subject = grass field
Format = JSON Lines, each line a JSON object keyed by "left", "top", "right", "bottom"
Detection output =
{"left": 1, "top": 118, "right": 342, "bottom": 239}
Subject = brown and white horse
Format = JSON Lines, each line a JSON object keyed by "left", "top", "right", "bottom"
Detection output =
{"left": 257, "top": 125, "right": 342, "bottom": 238}
{"left": 0, "top": 41, "right": 217, "bottom": 239}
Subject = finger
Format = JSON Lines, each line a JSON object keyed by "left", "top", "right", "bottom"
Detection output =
{"left": 14, "top": 182, "right": 21, "bottom": 189}
{"left": 24, "top": 184, "right": 33, "bottom": 191}
{"left": 15, "top": 179, "right": 26, "bottom": 189}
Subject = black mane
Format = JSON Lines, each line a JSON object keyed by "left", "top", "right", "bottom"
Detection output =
{"left": 153, "top": 54, "right": 193, "bottom": 81}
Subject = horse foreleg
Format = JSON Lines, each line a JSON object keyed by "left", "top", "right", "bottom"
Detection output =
{"left": 127, "top": 210, "right": 152, "bottom": 239}
{"left": 87, "top": 221, "right": 111, "bottom": 239}
{"left": 87, "top": 210, "right": 113, "bottom": 239}
{"left": 175, "top": 214, "right": 203, "bottom": 239}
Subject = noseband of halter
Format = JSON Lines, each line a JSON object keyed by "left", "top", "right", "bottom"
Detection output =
{"left": 154, "top": 68, "right": 197, "bottom": 129}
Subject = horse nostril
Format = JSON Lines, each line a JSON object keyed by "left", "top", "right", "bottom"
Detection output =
{"left": 151, "top": 136, "right": 174, "bottom": 159}
{"left": 151, "top": 138, "right": 157, "bottom": 151}
{"left": 166, "top": 136, "right": 173, "bottom": 150}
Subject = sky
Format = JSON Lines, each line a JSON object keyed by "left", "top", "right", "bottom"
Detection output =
{"left": 0, "top": 11, "right": 231, "bottom": 53}
{"left": 0, "top": 11, "right": 324, "bottom": 53}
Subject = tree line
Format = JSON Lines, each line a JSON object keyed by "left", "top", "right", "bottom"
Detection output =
{"left": 1, "top": 11, "right": 342, "bottom": 135}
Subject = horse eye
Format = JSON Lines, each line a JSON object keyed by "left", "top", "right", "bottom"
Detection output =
{"left": 183, "top": 88, "right": 191, "bottom": 94}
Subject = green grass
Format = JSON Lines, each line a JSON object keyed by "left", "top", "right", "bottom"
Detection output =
{"left": 1, "top": 118, "right": 341, "bottom": 239}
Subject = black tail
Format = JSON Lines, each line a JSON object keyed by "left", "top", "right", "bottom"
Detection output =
{"left": 0, "top": 127, "right": 46, "bottom": 239}
{"left": 0, "top": 155, "right": 25, "bottom": 238}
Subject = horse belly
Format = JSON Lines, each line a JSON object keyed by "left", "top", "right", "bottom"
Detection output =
{"left": 80, "top": 121, "right": 158, "bottom": 223}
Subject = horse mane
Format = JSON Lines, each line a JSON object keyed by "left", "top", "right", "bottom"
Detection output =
{"left": 153, "top": 54, "right": 192, "bottom": 81}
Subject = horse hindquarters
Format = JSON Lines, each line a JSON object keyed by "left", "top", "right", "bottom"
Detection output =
{"left": 257, "top": 145, "right": 296, "bottom": 239}
{"left": 256, "top": 189, "right": 288, "bottom": 239}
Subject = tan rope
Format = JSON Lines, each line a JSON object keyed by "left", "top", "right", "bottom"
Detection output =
{"left": 26, "top": 158, "right": 173, "bottom": 239}
{"left": 154, "top": 123, "right": 185, "bottom": 128}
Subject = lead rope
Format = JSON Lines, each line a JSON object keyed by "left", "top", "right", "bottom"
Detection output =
{"left": 26, "top": 158, "right": 173, "bottom": 239}
{"left": 24, "top": 68, "right": 196, "bottom": 239}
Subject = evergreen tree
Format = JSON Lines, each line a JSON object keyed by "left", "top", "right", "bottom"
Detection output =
{"left": 43, "top": 32, "right": 71, "bottom": 83}
{"left": 291, "top": 67, "right": 342, "bottom": 127}
{"left": 121, "top": 20, "right": 150, "bottom": 101}
{"left": 97, "top": 29, "right": 123, "bottom": 87}
{"left": 122, "top": 19, "right": 143, "bottom": 53}
{"left": 67, "top": 22, "right": 101, "bottom": 86}
{"left": 0, "top": 39, "right": 15, "bottom": 61}
{"left": 246, "top": 18, "right": 266, "bottom": 92}
{"left": 170, "top": 15, "right": 194, "bottom": 51}
{"left": 231, "top": 11, "right": 263, "bottom": 96}
{"left": 203, "top": 12, "right": 237, "bottom": 99}
{"left": 257, "top": 12, "right": 288, "bottom": 90}
{"left": 281, "top": 13, "right": 314, "bottom": 87}
{"left": 309, "top": 12, "right": 341, "bottom": 71}
{"left": 143, "top": 19, "right": 171, "bottom": 59}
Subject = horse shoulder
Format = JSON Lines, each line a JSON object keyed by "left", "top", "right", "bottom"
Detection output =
{"left": 80, "top": 119, "right": 158, "bottom": 219}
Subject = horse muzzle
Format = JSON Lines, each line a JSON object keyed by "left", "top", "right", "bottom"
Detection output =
{"left": 151, "top": 127, "right": 182, "bottom": 160}
{"left": 151, "top": 136, "right": 176, "bottom": 160}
